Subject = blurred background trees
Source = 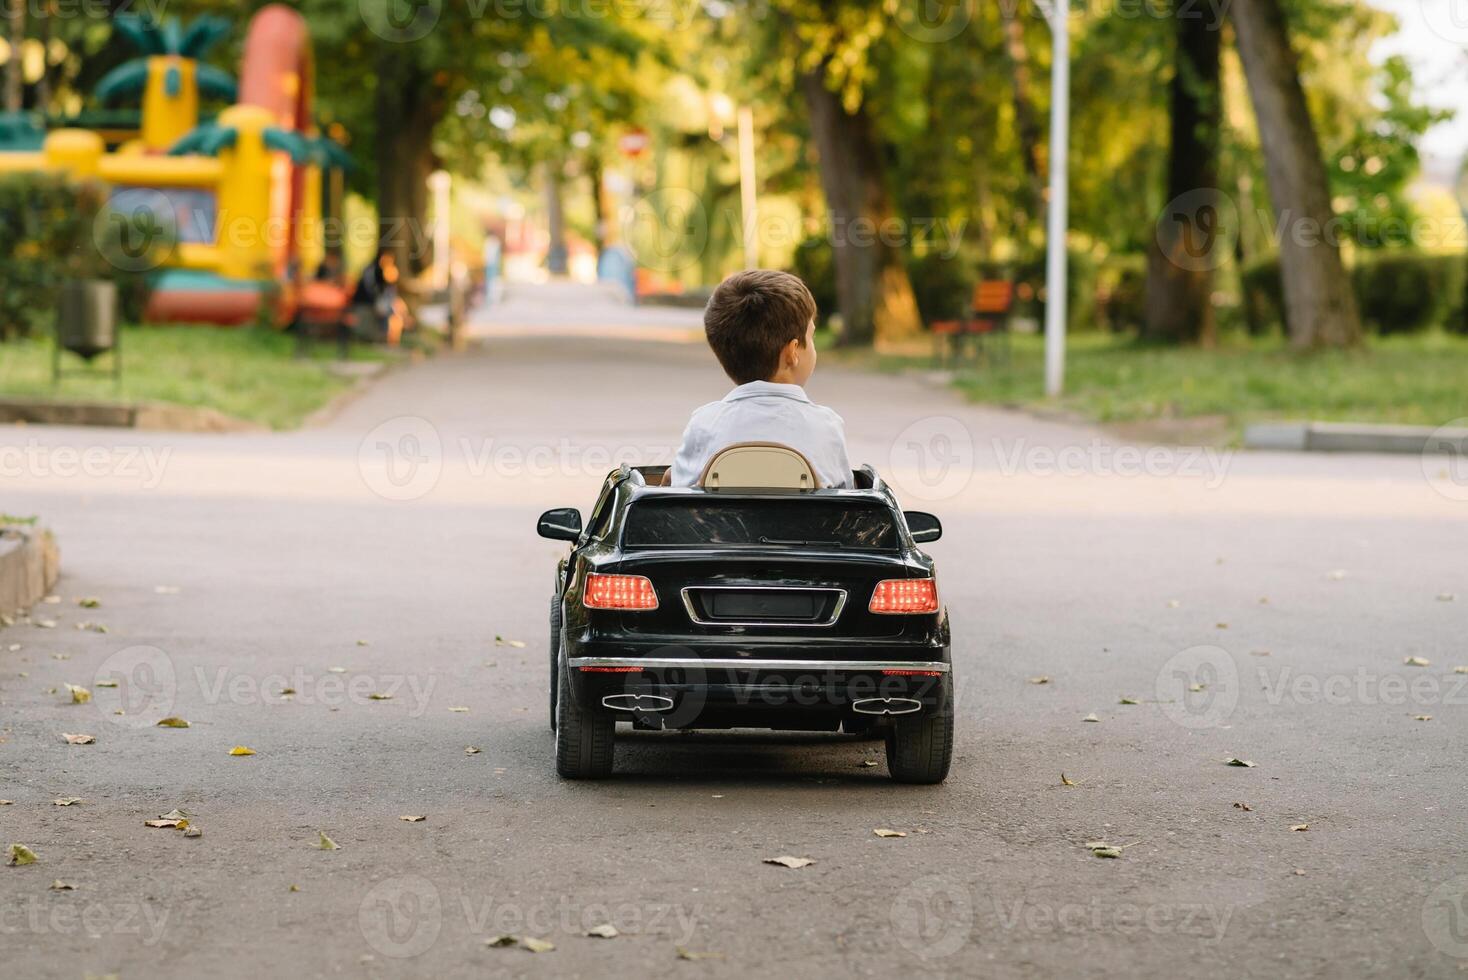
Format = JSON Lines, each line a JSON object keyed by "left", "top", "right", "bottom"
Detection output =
{"left": 0, "top": 0, "right": 1461, "bottom": 350}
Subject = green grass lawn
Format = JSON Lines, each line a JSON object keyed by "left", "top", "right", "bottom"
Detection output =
{"left": 0, "top": 325, "right": 390, "bottom": 430}
{"left": 841, "top": 331, "right": 1468, "bottom": 442}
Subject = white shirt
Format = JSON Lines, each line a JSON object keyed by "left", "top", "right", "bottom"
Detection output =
{"left": 670, "top": 381, "right": 853, "bottom": 489}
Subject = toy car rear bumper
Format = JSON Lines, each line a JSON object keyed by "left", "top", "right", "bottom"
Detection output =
{"left": 565, "top": 639, "right": 952, "bottom": 729}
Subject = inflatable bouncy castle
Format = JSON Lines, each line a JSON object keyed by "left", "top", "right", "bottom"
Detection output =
{"left": 0, "top": 6, "right": 351, "bottom": 326}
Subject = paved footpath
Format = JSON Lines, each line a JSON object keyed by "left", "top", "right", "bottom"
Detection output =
{"left": 1, "top": 283, "right": 1466, "bottom": 978}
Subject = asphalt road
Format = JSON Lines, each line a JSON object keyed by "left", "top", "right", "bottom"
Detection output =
{"left": 3, "top": 289, "right": 1467, "bottom": 978}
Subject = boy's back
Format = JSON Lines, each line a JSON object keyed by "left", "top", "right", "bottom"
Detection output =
{"left": 670, "top": 270, "right": 851, "bottom": 489}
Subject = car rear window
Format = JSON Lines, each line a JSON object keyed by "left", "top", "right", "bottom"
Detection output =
{"left": 623, "top": 497, "right": 898, "bottom": 550}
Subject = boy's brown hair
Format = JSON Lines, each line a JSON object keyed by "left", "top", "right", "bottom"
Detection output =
{"left": 703, "top": 270, "right": 817, "bottom": 385}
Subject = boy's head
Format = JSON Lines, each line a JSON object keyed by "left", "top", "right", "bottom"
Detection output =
{"left": 704, "top": 270, "right": 818, "bottom": 387}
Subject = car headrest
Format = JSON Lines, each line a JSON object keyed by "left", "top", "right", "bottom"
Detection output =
{"left": 698, "top": 442, "right": 820, "bottom": 490}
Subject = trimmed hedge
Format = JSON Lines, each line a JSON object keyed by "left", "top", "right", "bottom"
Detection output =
{"left": 0, "top": 173, "right": 151, "bottom": 340}
{"left": 1241, "top": 251, "right": 1468, "bottom": 337}
{"left": 792, "top": 234, "right": 1145, "bottom": 336}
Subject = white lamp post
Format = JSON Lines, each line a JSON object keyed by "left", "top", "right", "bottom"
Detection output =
{"left": 1035, "top": 0, "right": 1070, "bottom": 397}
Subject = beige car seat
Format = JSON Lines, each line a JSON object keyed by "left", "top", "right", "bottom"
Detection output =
{"left": 697, "top": 442, "right": 821, "bottom": 490}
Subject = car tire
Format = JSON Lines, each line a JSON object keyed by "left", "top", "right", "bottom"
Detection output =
{"left": 885, "top": 677, "right": 953, "bottom": 784}
{"left": 554, "top": 651, "right": 615, "bottom": 778}
{"left": 548, "top": 597, "right": 562, "bottom": 732}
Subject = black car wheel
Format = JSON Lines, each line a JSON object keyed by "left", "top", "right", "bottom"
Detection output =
{"left": 554, "top": 650, "right": 616, "bottom": 778}
{"left": 885, "top": 677, "right": 954, "bottom": 784}
{"left": 548, "top": 597, "right": 562, "bottom": 732}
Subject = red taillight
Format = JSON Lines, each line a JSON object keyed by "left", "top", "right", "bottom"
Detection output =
{"left": 584, "top": 573, "right": 659, "bottom": 610}
{"left": 869, "top": 578, "right": 939, "bottom": 614}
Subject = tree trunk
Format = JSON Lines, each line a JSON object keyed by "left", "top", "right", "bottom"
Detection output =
{"left": 374, "top": 51, "right": 440, "bottom": 277}
{"left": 5, "top": 0, "right": 24, "bottom": 111}
{"left": 799, "top": 65, "right": 922, "bottom": 347}
{"left": 544, "top": 161, "right": 568, "bottom": 276}
{"left": 35, "top": 1, "right": 50, "bottom": 112}
{"left": 1230, "top": 0, "right": 1361, "bottom": 349}
{"left": 588, "top": 156, "right": 607, "bottom": 257}
{"left": 1000, "top": 1, "right": 1045, "bottom": 229}
{"left": 1143, "top": 2, "right": 1222, "bottom": 345}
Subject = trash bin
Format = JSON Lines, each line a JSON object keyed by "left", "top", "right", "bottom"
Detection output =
{"left": 54, "top": 279, "right": 120, "bottom": 384}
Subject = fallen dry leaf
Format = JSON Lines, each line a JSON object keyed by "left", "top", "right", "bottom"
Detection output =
{"left": 77, "top": 597, "right": 100, "bottom": 609}
{"left": 52, "top": 798, "right": 81, "bottom": 806}
{"left": 399, "top": 815, "right": 427, "bottom": 823}
{"left": 316, "top": 831, "right": 340, "bottom": 850}
{"left": 144, "top": 819, "right": 186, "bottom": 830}
{"left": 464, "top": 746, "right": 481, "bottom": 755}
{"left": 160, "top": 809, "right": 188, "bottom": 821}
{"left": 183, "top": 826, "right": 203, "bottom": 838}
{"left": 1028, "top": 676, "right": 1050, "bottom": 685}
{"left": 859, "top": 760, "right": 878, "bottom": 768}
{"left": 1290, "top": 824, "right": 1309, "bottom": 832}
{"left": 1404, "top": 656, "right": 1431, "bottom": 667}
{"left": 1414, "top": 715, "right": 1433, "bottom": 722}
{"left": 356, "top": 639, "right": 370, "bottom": 646}
{"left": 1233, "top": 802, "right": 1253, "bottom": 812}
{"left": 484, "top": 935, "right": 518, "bottom": 948}
{"left": 95, "top": 680, "right": 118, "bottom": 689}
{"left": 763, "top": 856, "right": 814, "bottom": 869}
{"left": 228, "top": 746, "right": 255, "bottom": 756}
{"left": 0, "top": 801, "right": 11, "bottom": 806}
{"left": 1327, "top": 570, "right": 1347, "bottom": 581}
{"left": 49, "top": 880, "right": 75, "bottom": 890}
{"left": 676, "top": 947, "right": 725, "bottom": 961}
{"left": 521, "top": 937, "right": 555, "bottom": 953}
{"left": 1091, "top": 846, "right": 1122, "bottom": 859}
{"left": 64, "top": 684, "right": 91, "bottom": 704}
{"left": 155, "top": 717, "right": 190, "bottom": 729}
{"left": 61, "top": 733, "right": 94, "bottom": 745}
{"left": 586, "top": 924, "right": 619, "bottom": 939}
{"left": 367, "top": 693, "right": 392, "bottom": 701}
{"left": 1436, "top": 593, "right": 1456, "bottom": 602}
{"left": 1081, "top": 713, "right": 1100, "bottom": 723}
{"left": 1118, "top": 697, "right": 1139, "bottom": 705}
{"left": 873, "top": 829, "right": 907, "bottom": 838}
{"left": 448, "top": 706, "right": 469, "bottom": 713}
{"left": 1060, "top": 773, "right": 1076, "bottom": 786}
{"left": 7, "top": 843, "right": 37, "bottom": 865}
{"left": 1225, "top": 758, "right": 1256, "bottom": 768}
{"left": 328, "top": 667, "right": 347, "bottom": 674}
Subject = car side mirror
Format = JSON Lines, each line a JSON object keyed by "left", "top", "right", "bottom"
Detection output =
{"left": 905, "top": 511, "right": 942, "bottom": 543}
{"left": 537, "top": 508, "right": 583, "bottom": 541}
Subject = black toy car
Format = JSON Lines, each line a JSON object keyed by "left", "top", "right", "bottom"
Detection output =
{"left": 537, "top": 459, "right": 953, "bottom": 783}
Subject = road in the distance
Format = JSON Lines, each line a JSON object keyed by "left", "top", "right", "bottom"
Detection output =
{"left": 2, "top": 286, "right": 1466, "bottom": 978}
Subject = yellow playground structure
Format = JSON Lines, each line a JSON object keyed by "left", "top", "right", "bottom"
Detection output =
{"left": 0, "top": 5, "right": 352, "bottom": 325}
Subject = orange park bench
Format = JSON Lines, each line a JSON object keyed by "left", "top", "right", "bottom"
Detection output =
{"left": 931, "top": 280, "right": 1014, "bottom": 367}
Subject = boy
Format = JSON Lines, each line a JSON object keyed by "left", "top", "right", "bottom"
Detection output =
{"left": 670, "top": 270, "right": 852, "bottom": 489}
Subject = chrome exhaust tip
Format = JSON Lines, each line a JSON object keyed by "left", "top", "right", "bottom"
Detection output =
{"left": 601, "top": 693, "right": 675, "bottom": 713}
{"left": 852, "top": 697, "right": 923, "bottom": 716}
